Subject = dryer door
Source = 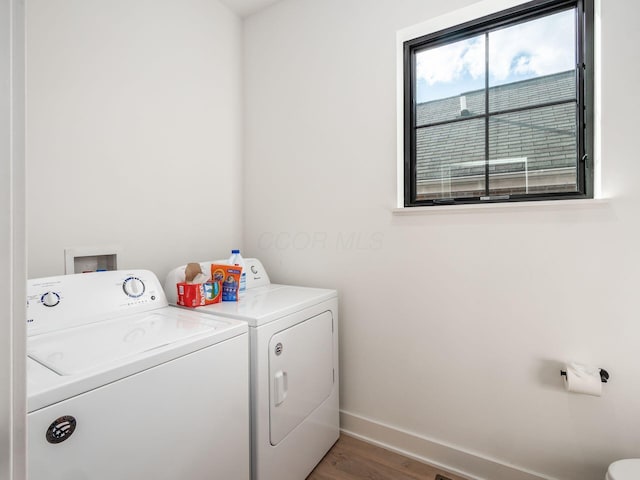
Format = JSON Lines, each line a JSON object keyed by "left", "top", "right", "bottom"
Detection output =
{"left": 269, "top": 310, "right": 334, "bottom": 445}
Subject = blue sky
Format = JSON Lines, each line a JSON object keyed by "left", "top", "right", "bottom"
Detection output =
{"left": 415, "top": 9, "right": 576, "bottom": 103}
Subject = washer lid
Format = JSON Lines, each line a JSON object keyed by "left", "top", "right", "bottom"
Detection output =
{"left": 28, "top": 307, "right": 245, "bottom": 376}
{"left": 607, "top": 459, "right": 640, "bottom": 480}
{"left": 197, "top": 284, "right": 337, "bottom": 327}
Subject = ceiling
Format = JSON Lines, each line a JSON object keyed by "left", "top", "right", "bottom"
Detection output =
{"left": 219, "top": 0, "right": 282, "bottom": 17}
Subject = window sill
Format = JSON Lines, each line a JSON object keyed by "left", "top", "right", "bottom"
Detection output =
{"left": 392, "top": 198, "right": 609, "bottom": 215}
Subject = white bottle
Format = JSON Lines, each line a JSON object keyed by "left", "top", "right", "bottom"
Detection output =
{"left": 229, "top": 249, "right": 247, "bottom": 292}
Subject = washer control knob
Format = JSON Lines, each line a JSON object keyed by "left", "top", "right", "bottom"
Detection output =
{"left": 41, "top": 292, "right": 60, "bottom": 308}
{"left": 122, "top": 277, "right": 145, "bottom": 298}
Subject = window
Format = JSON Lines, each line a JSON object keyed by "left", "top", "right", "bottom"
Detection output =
{"left": 403, "top": 0, "right": 594, "bottom": 206}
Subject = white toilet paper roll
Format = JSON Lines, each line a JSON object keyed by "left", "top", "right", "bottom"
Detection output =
{"left": 564, "top": 362, "right": 602, "bottom": 396}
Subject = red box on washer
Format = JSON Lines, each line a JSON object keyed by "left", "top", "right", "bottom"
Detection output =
{"left": 176, "top": 282, "right": 221, "bottom": 307}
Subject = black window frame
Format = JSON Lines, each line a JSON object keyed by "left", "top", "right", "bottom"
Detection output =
{"left": 403, "top": 0, "right": 594, "bottom": 207}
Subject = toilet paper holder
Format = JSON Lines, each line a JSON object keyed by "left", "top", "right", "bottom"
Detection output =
{"left": 560, "top": 368, "right": 609, "bottom": 383}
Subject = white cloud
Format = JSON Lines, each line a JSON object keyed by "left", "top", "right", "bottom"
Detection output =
{"left": 416, "top": 36, "right": 485, "bottom": 86}
{"left": 489, "top": 9, "right": 575, "bottom": 82}
{"left": 415, "top": 9, "right": 575, "bottom": 87}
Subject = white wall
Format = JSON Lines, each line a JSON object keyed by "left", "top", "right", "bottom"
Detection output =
{"left": 243, "top": 1, "right": 640, "bottom": 479}
{"left": 1, "top": 0, "right": 26, "bottom": 477}
{"left": 26, "top": 0, "right": 244, "bottom": 280}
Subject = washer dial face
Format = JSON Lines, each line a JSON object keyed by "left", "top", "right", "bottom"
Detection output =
{"left": 122, "top": 277, "right": 145, "bottom": 298}
{"left": 41, "top": 291, "right": 61, "bottom": 307}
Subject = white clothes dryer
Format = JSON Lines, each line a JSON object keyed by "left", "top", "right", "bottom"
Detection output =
{"left": 27, "top": 270, "right": 249, "bottom": 480}
{"left": 165, "top": 258, "right": 339, "bottom": 480}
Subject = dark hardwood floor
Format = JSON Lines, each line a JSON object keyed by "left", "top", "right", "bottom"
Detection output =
{"left": 307, "top": 434, "right": 469, "bottom": 480}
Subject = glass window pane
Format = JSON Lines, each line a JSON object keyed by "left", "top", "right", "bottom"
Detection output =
{"left": 416, "top": 118, "right": 485, "bottom": 200}
{"left": 488, "top": 9, "right": 576, "bottom": 112}
{"left": 415, "top": 35, "right": 485, "bottom": 125}
{"left": 488, "top": 103, "right": 577, "bottom": 195}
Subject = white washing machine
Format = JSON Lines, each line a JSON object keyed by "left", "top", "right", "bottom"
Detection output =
{"left": 27, "top": 270, "right": 250, "bottom": 480}
{"left": 165, "top": 258, "right": 339, "bottom": 480}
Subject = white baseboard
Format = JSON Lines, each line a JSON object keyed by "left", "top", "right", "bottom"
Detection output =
{"left": 340, "top": 410, "right": 558, "bottom": 480}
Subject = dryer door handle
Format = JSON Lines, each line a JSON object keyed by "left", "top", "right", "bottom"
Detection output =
{"left": 274, "top": 370, "right": 288, "bottom": 406}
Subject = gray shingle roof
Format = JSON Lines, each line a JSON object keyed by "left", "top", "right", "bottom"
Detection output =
{"left": 414, "top": 71, "right": 577, "bottom": 197}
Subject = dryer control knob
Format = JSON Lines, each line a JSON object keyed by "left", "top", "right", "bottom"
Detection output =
{"left": 122, "top": 277, "right": 145, "bottom": 298}
{"left": 41, "top": 291, "right": 60, "bottom": 307}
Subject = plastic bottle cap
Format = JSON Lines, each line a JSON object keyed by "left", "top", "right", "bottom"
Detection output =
{"left": 231, "top": 249, "right": 240, "bottom": 254}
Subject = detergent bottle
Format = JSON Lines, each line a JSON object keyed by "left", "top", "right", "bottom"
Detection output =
{"left": 228, "top": 249, "right": 247, "bottom": 292}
